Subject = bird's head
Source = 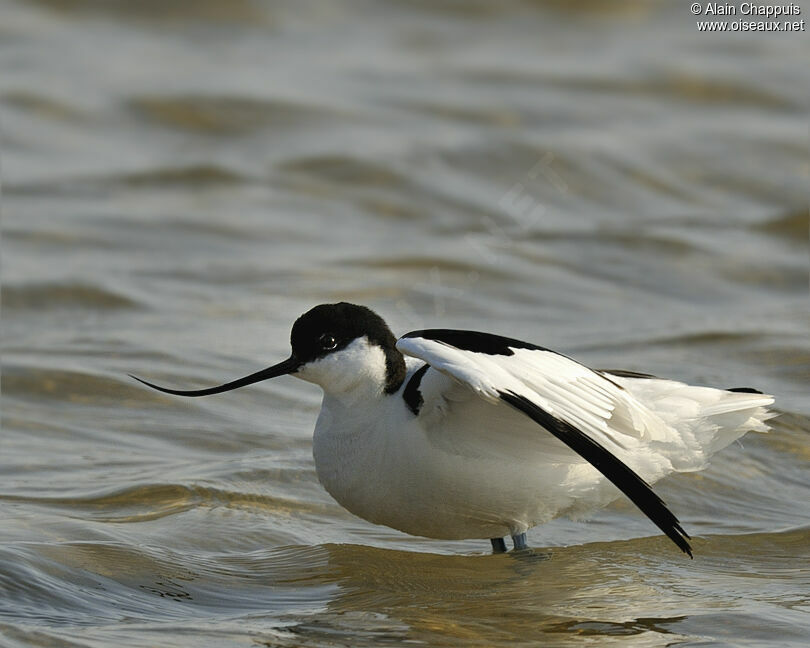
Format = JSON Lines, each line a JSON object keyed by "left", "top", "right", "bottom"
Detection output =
{"left": 131, "top": 302, "right": 406, "bottom": 400}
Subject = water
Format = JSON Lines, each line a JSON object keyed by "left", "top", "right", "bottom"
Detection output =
{"left": 2, "top": 0, "right": 809, "bottom": 645}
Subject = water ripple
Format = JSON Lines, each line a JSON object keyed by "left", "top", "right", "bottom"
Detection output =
{"left": 3, "top": 282, "right": 139, "bottom": 311}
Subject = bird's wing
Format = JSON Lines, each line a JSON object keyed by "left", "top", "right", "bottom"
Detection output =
{"left": 396, "top": 329, "right": 692, "bottom": 557}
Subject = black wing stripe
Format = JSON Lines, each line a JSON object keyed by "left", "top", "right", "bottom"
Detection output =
{"left": 499, "top": 390, "right": 693, "bottom": 558}
{"left": 402, "top": 329, "right": 552, "bottom": 356}
{"left": 726, "top": 387, "right": 763, "bottom": 394}
{"left": 598, "top": 369, "right": 659, "bottom": 380}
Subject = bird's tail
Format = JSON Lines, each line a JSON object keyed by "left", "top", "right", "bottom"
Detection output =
{"left": 691, "top": 387, "right": 775, "bottom": 456}
{"left": 606, "top": 374, "right": 776, "bottom": 470}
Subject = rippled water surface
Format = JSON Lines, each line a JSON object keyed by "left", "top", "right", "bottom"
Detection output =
{"left": 2, "top": 1, "right": 809, "bottom": 646}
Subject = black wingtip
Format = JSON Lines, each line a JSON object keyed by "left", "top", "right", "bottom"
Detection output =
{"left": 498, "top": 390, "right": 694, "bottom": 559}
{"left": 672, "top": 522, "right": 693, "bottom": 559}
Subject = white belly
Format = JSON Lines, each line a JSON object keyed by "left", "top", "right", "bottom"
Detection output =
{"left": 311, "top": 394, "right": 617, "bottom": 540}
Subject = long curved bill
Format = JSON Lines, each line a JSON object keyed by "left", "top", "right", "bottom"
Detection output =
{"left": 130, "top": 357, "right": 300, "bottom": 397}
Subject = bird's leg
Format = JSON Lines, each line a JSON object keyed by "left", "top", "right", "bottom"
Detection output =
{"left": 490, "top": 537, "right": 507, "bottom": 554}
{"left": 511, "top": 533, "right": 528, "bottom": 551}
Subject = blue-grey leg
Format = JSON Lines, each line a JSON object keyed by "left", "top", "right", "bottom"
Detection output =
{"left": 490, "top": 537, "right": 507, "bottom": 554}
{"left": 511, "top": 533, "right": 528, "bottom": 551}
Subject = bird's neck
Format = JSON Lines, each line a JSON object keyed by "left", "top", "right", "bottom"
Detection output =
{"left": 380, "top": 344, "right": 406, "bottom": 394}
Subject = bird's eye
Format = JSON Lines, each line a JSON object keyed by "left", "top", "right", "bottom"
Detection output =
{"left": 319, "top": 333, "right": 337, "bottom": 350}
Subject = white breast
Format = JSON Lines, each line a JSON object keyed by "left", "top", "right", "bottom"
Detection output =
{"left": 311, "top": 382, "right": 604, "bottom": 540}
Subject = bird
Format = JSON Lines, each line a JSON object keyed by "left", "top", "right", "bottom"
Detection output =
{"left": 131, "top": 302, "right": 775, "bottom": 557}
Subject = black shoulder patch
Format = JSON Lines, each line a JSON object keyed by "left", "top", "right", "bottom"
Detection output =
{"left": 402, "top": 364, "right": 429, "bottom": 415}
{"left": 498, "top": 390, "right": 693, "bottom": 559}
{"left": 726, "top": 387, "right": 763, "bottom": 394}
{"left": 402, "top": 329, "right": 551, "bottom": 356}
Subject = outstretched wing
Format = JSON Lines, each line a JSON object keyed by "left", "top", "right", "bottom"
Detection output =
{"left": 396, "top": 329, "right": 693, "bottom": 557}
